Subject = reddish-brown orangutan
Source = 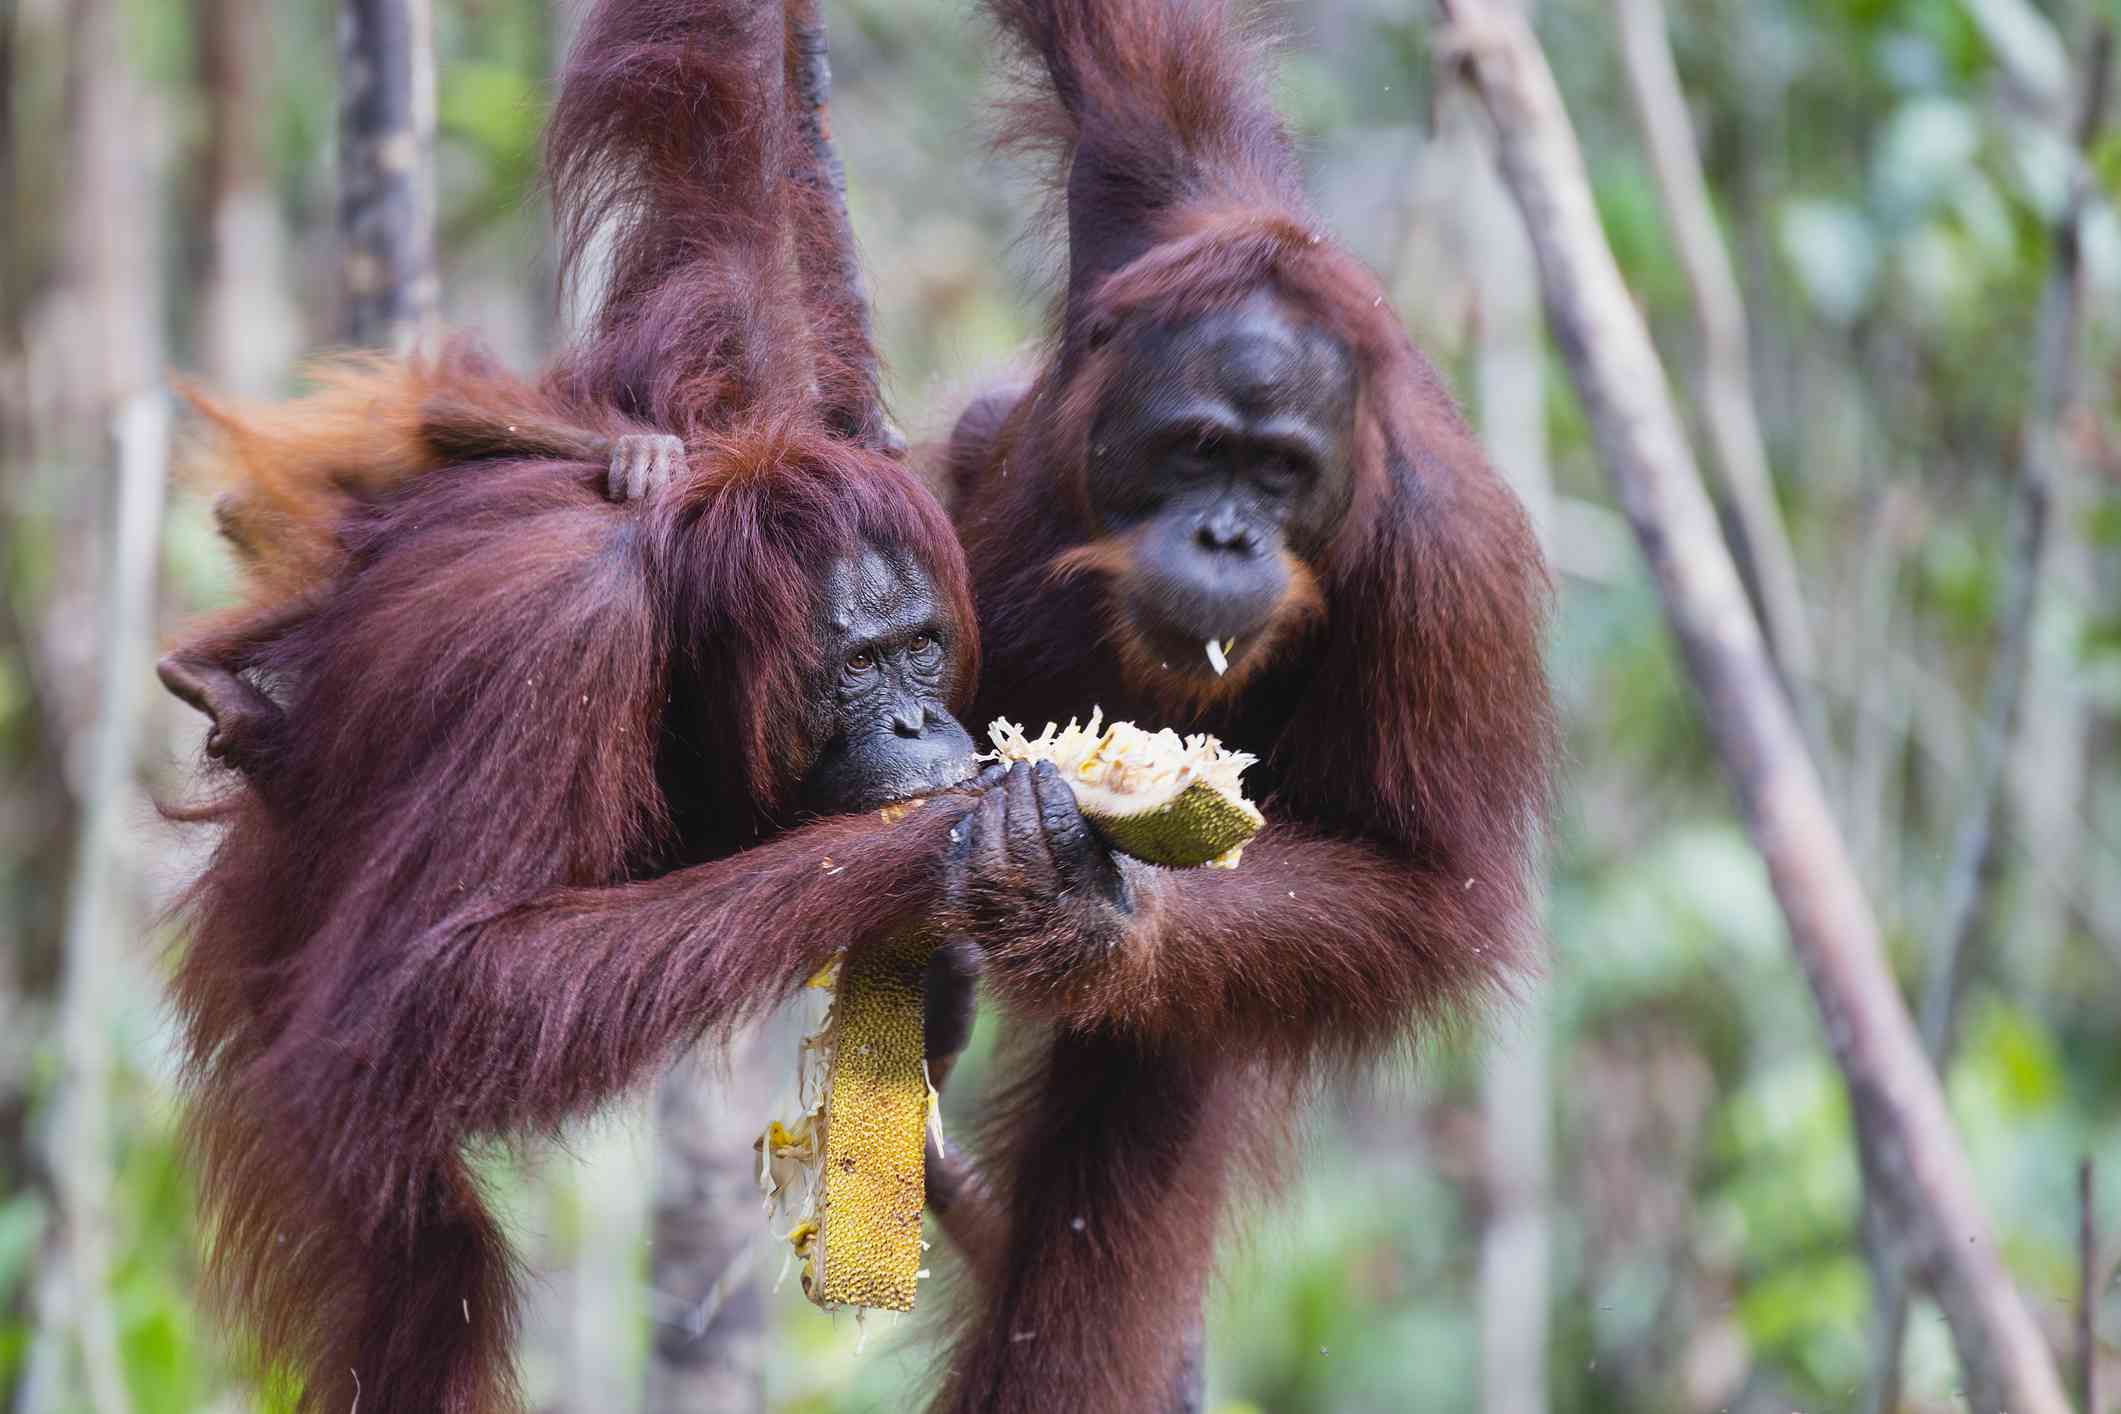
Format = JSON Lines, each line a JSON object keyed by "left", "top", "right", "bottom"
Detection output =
{"left": 160, "top": 2, "right": 985, "bottom": 1411}
{"left": 918, "top": 1, "right": 1556, "bottom": 1408}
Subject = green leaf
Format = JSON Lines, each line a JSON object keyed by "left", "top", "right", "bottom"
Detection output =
{"left": 1959, "top": 998, "right": 2064, "bottom": 1117}
{"left": 1736, "top": 1253, "right": 1867, "bottom": 1349}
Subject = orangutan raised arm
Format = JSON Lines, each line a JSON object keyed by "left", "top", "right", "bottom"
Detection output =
{"left": 919, "top": 0, "right": 1553, "bottom": 1407}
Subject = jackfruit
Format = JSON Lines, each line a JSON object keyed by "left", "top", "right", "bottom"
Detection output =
{"left": 810, "top": 925, "right": 933, "bottom": 1310}
{"left": 758, "top": 715, "right": 1262, "bottom": 1317}
{"left": 987, "top": 710, "right": 1262, "bottom": 869}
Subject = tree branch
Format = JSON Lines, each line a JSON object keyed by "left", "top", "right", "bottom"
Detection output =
{"left": 337, "top": 0, "right": 437, "bottom": 352}
{"left": 2083, "top": 1158, "right": 2100, "bottom": 1414}
{"left": 1867, "top": 19, "right": 2113, "bottom": 1404}
{"left": 1612, "top": 0, "right": 1824, "bottom": 764}
{"left": 1429, "top": 4, "right": 2070, "bottom": 1410}
{"left": 1918, "top": 16, "right": 2110, "bottom": 1074}
{"left": 1441, "top": 65, "right": 1557, "bottom": 1414}
{"left": 645, "top": 1039, "right": 772, "bottom": 1414}
{"left": 1962, "top": 0, "right": 2074, "bottom": 122}
{"left": 27, "top": 395, "right": 167, "bottom": 1414}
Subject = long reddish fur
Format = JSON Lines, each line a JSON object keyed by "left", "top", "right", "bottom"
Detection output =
{"left": 167, "top": 2, "right": 973, "bottom": 1410}
{"left": 929, "top": 1, "right": 1555, "bottom": 1408}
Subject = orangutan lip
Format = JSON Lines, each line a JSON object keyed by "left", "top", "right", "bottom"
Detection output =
{"left": 856, "top": 755, "right": 979, "bottom": 811}
{"left": 1137, "top": 618, "right": 1252, "bottom": 676}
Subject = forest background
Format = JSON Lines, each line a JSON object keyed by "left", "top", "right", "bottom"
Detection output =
{"left": 3, "top": 0, "right": 2119, "bottom": 1410}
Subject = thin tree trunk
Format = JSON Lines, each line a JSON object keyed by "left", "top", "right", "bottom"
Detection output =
{"left": 1865, "top": 22, "right": 2111, "bottom": 1407}
{"left": 2001, "top": 7, "right": 2112, "bottom": 999}
{"left": 1843, "top": 487, "right": 1914, "bottom": 907}
{"left": 0, "top": 0, "right": 32, "bottom": 1218}
{"left": 51, "top": 0, "right": 155, "bottom": 424}
{"left": 570, "top": 1126, "right": 652, "bottom": 1414}
{"left": 1480, "top": 1009, "right": 1552, "bottom": 1414}
{"left": 11, "top": 8, "right": 158, "bottom": 1406}
{"left": 1962, "top": 0, "right": 2074, "bottom": 121}
{"left": 2007, "top": 519, "right": 2091, "bottom": 974}
{"left": 2082, "top": 1159, "right": 2100, "bottom": 1414}
{"left": 509, "top": 1133, "right": 651, "bottom": 1414}
{"left": 1612, "top": 0, "right": 1823, "bottom": 762}
{"left": 195, "top": 0, "right": 295, "bottom": 392}
{"left": 338, "top": 0, "right": 437, "bottom": 352}
{"left": 1915, "top": 21, "right": 2107, "bottom": 1070}
{"left": 1443, "top": 65, "right": 1556, "bottom": 1414}
{"left": 21, "top": 395, "right": 167, "bottom": 1414}
{"left": 0, "top": 0, "right": 18, "bottom": 339}
{"left": 645, "top": 1036, "right": 774, "bottom": 1414}
{"left": 1432, "top": 5, "right": 2071, "bottom": 1410}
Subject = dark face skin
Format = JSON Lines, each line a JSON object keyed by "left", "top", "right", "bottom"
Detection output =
{"left": 798, "top": 545, "right": 978, "bottom": 815}
{"left": 1084, "top": 289, "right": 1358, "bottom": 680}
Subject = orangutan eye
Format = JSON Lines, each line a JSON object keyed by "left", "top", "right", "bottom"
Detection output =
{"left": 1254, "top": 452, "right": 1308, "bottom": 495}
{"left": 846, "top": 650, "right": 875, "bottom": 674}
{"left": 1160, "top": 429, "right": 1220, "bottom": 480}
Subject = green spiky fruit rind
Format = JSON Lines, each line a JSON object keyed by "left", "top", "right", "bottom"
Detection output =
{"left": 1085, "top": 779, "right": 1263, "bottom": 868}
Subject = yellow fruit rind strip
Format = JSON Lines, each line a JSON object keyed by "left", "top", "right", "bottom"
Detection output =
{"left": 813, "top": 926, "right": 932, "bottom": 1312}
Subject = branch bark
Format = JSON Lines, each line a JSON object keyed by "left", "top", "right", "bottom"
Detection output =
{"left": 18, "top": 6, "right": 160, "bottom": 1401}
{"left": 1917, "top": 16, "right": 2110, "bottom": 1077}
{"left": 2082, "top": 1158, "right": 2099, "bottom": 1414}
{"left": 1866, "top": 21, "right": 2112, "bottom": 1406}
{"left": 195, "top": 0, "right": 295, "bottom": 393}
{"left": 1612, "top": 0, "right": 1823, "bottom": 762}
{"left": 1444, "top": 66, "right": 1556, "bottom": 1414}
{"left": 1962, "top": 0, "right": 2074, "bottom": 122}
{"left": 338, "top": 0, "right": 437, "bottom": 352}
{"left": 0, "top": 0, "right": 18, "bottom": 340}
{"left": 645, "top": 1040, "right": 772, "bottom": 1414}
{"left": 1430, "top": 5, "right": 2070, "bottom": 1410}
{"left": 24, "top": 395, "right": 167, "bottom": 1414}
{"left": 53, "top": 0, "right": 155, "bottom": 422}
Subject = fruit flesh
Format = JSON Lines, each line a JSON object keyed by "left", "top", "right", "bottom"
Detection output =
{"left": 989, "top": 712, "right": 1263, "bottom": 868}
{"left": 765, "top": 715, "right": 1264, "bottom": 1315}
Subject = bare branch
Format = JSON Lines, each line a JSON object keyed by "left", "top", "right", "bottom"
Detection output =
{"left": 1867, "top": 20, "right": 2113, "bottom": 1399}
{"left": 1612, "top": 0, "right": 1824, "bottom": 763}
{"left": 1919, "top": 17, "right": 2111, "bottom": 1073}
{"left": 2083, "top": 1158, "right": 2100, "bottom": 1414}
{"left": 1440, "top": 66, "right": 1557, "bottom": 1414}
{"left": 29, "top": 394, "right": 167, "bottom": 1414}
{"left": 195, "top": 0, "right": 296, "bottom": 394}
{"left": 1962, "top": 0, "right": 2074, "bottom": 122}
{"left": 1429, "top": 4, "right": 2070, "bottom": 1409}
{"left": 338, "top": 0, "right": 438, "bottom": 352}
{"left": 646, "top": 1040, "right": 772, "bottom": 1414}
